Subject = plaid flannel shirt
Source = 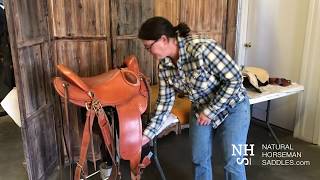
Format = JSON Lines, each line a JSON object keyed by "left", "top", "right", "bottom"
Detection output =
{"left": 143, "top": 35, "right": 247, "bottom": 139}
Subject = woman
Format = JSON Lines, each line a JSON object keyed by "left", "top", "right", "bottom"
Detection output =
{"left": 139, "top": 16, "right": 250, "bottom": 180}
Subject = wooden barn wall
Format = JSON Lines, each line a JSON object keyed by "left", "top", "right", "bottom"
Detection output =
{"left": 155, "top": 0, "right": 180, "bottom": 26}
{"left": 154, "top": 0, "right": 238, "bottom": 70}
{"left": 47, "top": 0, "right": 112, "bottom": 163}
{"left": 5, "top": 0, "right": 238, "bottom": 179}
{"left": 48, "top": 0, "right": 111, "bottom": 72}
{"left": 5, "top": 0, "right": 58, "bottom": 179}
{"left": 180, "top": 0, "right": 227, "bottom": 45}
{"left": 225, "top": 0, "right": 238, "bottom": 58}
{"left": 110, "top": 0, "right": 155, "bottom": 82}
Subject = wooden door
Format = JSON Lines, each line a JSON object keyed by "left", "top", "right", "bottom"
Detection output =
{"left": 5, "top": 0, "right": 58, "bottom": 179}
{"left": 225, "top": 0, "right": 238, "bottom": 58}
{"left": 48, "top": 0, "right": 111, "bottom": 162}
{"left": 110, "top": 0, "right": 156, "bottom": 83}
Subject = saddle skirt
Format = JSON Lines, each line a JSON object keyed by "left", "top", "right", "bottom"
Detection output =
{"left": 53, "top": 55, "right": 149, "bottom": 179}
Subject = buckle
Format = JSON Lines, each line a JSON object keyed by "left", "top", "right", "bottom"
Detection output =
{"left": 85, "top": 99, "right": 102, "bottom": 111}
{"left": 76, "top": 162, "right": 86, "bottom": 177}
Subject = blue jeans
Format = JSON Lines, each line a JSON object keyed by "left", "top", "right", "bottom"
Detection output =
{"left": 190, "top": 97, "right": 250, "bottom": 180}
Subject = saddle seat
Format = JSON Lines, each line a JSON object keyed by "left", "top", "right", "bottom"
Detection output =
{"left": 54, "top": 59, "right": 147, "bottom": 111}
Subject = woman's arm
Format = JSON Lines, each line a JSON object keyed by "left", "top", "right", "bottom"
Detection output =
{"left": 143, "top": 62, "right": 176, "bottom": 140}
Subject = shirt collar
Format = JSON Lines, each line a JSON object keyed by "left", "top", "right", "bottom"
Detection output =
{"left": 160, "top": 36, "right": 188, "bottom": 68}
{"left": 176, "top": 36, "right": 188, "bottom": 67}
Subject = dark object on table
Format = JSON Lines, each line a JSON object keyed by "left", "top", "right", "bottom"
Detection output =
{"left": 269, "top": 78, "right": 292, "bottom": 87}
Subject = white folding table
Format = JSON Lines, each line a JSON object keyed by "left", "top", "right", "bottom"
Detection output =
{"left": 247, "top": 83, "right": 304, "bottom": 144}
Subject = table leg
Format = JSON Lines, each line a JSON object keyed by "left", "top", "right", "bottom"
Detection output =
{"left": 152, "top": 137, "right": 166, "bottom": 180}
{"left": 265, "top": 100, "right": 281, "bottom": 144}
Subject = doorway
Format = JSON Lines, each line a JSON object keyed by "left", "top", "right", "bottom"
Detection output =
{"left": 236, "top": 0, "right": 309, "bottom": 130}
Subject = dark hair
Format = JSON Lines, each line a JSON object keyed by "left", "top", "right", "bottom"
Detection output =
{"left": 138, "top": 16, "right": 191, "bottom": 40}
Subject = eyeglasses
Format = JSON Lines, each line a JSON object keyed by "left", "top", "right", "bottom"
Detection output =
{"left": 144, "top": 39, "right": 159, "bottom": 51}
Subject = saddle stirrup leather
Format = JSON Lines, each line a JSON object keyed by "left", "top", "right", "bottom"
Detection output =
{"left": 53, "top": 55, "right": 152, "bottom": 180}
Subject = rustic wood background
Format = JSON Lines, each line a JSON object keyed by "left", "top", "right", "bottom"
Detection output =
{"left": 5, "top": 0, "right": 238, "bottom": 179}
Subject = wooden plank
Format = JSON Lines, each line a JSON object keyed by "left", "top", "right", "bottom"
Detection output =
{"left": 17, "top": 37, "right": 45, "bottom": 49}
{"left": 226, "top": 0, "right": 238, "bottom": 32}
{"left": 113, "top": 39, "right": 154, "bottom": 80}
{"left": 42, "top": 42, "right": 56, "bottom": 104}
{"left": 152, "top": 59, "right": 160, "bottom": 84}
{"left": 54, "top": 40, "right": 109, "bottom": 76}
{"left": 180, "top": 0, "right": 228, "bottom": 45}
{"left": 48, "top": 0, "right": 110, "bottom": 37}
{"left": 225, "top": 0, "right": 238, "bottom": 58}
{"left": 23, "top": 107, "right": 58, "bottom": 180}
{"left": 110, "top": 0, "right": 155, "bottom": 82}
{"left": 154, "top": 0, "right": 180, "bottom": 25}
{"left": 112, "top": 0, "right": 142, "bottom": 36}
{"left": 221, "top": 0, "right": 229, "bottom": 48}
{"left": 18, "top": 45, "right": 47, "bottom": 118}
{"left": 12, "top": 0, "right": 46, "bottom": 43}
{"left": 226, "top": 29, "right": 236, "bottom": 58}
{"left": 180, "top": 0, "right": 214, "bottom": 32}
{"left": 53, "top": 36, "right": 108, "bottom": 40}
{"left": 110, "top": 0, "right": 154, "bottom": 36}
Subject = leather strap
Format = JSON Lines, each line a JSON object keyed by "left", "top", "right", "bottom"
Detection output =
{"left": 97, "top": 109, "right": 119, "bottom": 179}
{"left": 97, "top": 109, "right": 116, "bottom": 164}
{"left": 136, "top": 152, "right": 153, "bottom": 177}
{"left": 74, "top": 109, "right": 95, "bottom": 180}
{"left": 62, "top": 83, "right": 73, "bottom": 179}
{"left": 74, "top": 104, "right": 118, "bottom": 180}
{"left": 89, "top": 111, "right": 96, "bottom": 171}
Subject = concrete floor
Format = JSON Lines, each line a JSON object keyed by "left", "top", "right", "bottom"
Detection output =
{"left": 0, "top": 113, "right": 28, "bottom": 180}
{"left": 1, "top": 113, "right": 320, "bottom": 180}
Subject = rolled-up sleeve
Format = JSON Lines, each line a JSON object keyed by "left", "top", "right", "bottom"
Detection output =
{"left": 143, "top": 63, "right": 175, "bottom": 139}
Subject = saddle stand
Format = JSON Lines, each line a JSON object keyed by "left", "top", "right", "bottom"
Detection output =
{"left": 53, "top": 55, "right": 165, "bottom": 180}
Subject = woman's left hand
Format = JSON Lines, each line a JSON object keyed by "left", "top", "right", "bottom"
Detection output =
{"left": 197, "top": 112, "right": 211, "bottom": 126}
{"left": 142, "top": 135, "right": 150, "bottom": 146}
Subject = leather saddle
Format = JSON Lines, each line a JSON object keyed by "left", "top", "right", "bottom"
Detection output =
{"left": 53, "top": 55, "right": 150, "bottom": 179}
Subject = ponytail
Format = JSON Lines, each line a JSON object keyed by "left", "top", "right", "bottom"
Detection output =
{"left": 173, "top": 23, "right": 190, "bottom": 37}
{"left": 139, "top": 16, "right": 191, "bottom": 40}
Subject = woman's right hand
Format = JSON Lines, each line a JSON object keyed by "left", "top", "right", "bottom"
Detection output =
{"left": 197, "top": 112, "right": 211, "bottom": 126}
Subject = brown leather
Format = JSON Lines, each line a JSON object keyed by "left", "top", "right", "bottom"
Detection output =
{"left": 269, "top": 77, "right": 291, "bottom": 87}
{"left": 53, "top": 55, "right": 149, "bottom": 179}
{"left": 54, "top": 68, "right": 144, "bottom": 107}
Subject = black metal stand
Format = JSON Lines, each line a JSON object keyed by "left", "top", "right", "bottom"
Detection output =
{"left": 151, "top": 136, "right": 166, "bottom": 180}
{"left": 251, "top": 100, "right": 280, "bottom": 144}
